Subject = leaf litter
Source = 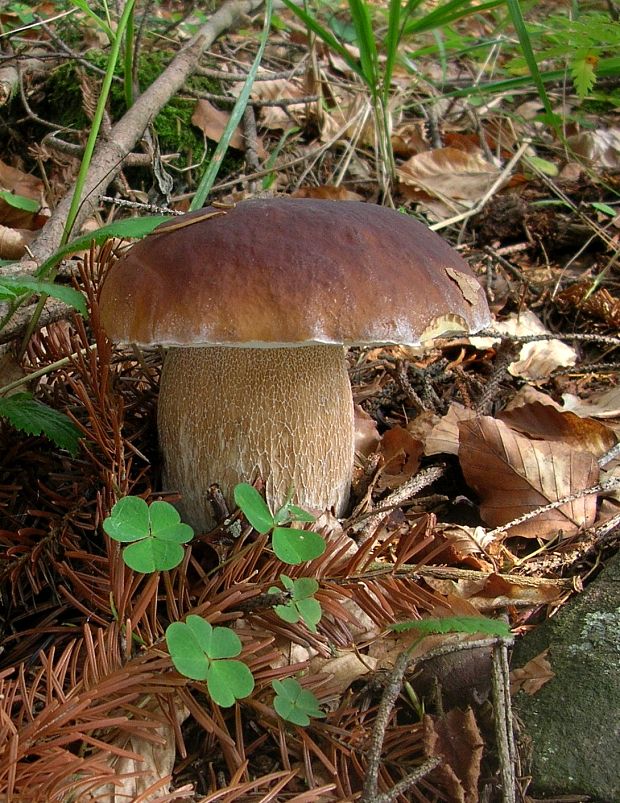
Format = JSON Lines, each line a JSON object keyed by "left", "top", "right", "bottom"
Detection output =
{"left": 0, "top": 2, "right": 619, "bottom": 801}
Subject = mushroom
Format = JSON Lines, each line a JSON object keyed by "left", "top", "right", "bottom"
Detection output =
{"left": 99, "top": 199, "right": 491, "bottom": 530}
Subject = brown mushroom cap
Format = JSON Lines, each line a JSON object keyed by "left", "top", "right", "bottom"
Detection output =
{"left": 99, "top": 198, "right": 491, "bottom": 347}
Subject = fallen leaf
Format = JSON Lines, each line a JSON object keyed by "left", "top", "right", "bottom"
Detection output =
{"left": 477, "top": 309, "right": 577, "bottom": 380}
{"left": 377, "top": 426, "right": 423, "bottom": 490}
{"left": 498, "top": 401, "right": 617, "bottom": 458}
{"left": 397, "top": 146, "right": 504, "bottom": 210}
{"left": 425, "top": 403, "right": 476, "bottom": 456}
{"left": 191, "top": 98, "right": 246, "bottom": 150}
{"left": 445, "top": 266, "right": 485, "bottom": 306}
{"left": 423, "top": 708, "right": 484, "bottom": 803}
{"left": 459, "top": 416, "right": 599, "bottom": 538}
{"left": 353, "top": 403, "right": 380, "bottom": 458}
{"left": 243, "top": 77, "right": 308, "bottom": 130}
{"left": 567, "top": 127, "right": 620, "bottom": 168}
{"left": 0, "top": 158, "right": 46, "bottom": 229}
{"left": 0, "top": 224, "right": 36, "bottom": 259}
{"left": 511, "top": 649, "right": 554, "bottom": 695}
{"left": 425, "top": 575, "right": 565, "bottom": 611}
{"left": 293, "top": 185, "right": 364, "bottom": 201}
{"left": 562, "top": 386, "right": 620, "bottom": 419}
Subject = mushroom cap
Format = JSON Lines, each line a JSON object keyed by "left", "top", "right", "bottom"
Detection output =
{"left": 99, "top": 198, "right": 491, "bottom": 348}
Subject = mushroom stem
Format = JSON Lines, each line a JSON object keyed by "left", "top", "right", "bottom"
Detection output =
{"left": 158, "top": 345, "right": 354, "bottom": 531}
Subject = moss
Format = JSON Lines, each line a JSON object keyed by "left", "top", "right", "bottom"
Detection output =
{"left": 43, "top": 49, "right": 233, "bottom": 173}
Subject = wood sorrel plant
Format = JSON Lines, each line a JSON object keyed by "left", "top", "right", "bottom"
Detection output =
{"left": 101, "top": 484, "right": 326, "bottom": 723}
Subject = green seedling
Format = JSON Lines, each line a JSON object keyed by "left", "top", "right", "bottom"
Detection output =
{"left": 166, "top": 615, "right": 255, "bottom": 707}
{"left": 103, "top": 497, "right": 193, "bottom": 573}
{"left": 233, "top": 483, "right": 325, "bottom": 565}
{"left": 269, "top": 574, "right": 322, "bottom": 633}
{"left": 272, "top": 677, "right": 326, "bottom": 727}
{"left": 0, "top": 393, "right": 82, "bottom": 455}
{"left": 0, "top": 190, "right": 39, "bottom": 213}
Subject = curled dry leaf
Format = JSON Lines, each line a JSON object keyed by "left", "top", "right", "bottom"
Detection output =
{"left": 425, "top": 402, "right": 476, "bottom": 456}
{"left": 426, "top": 575, "right": 565, "bottom": 613}
{"left": 353, "top": 403, "right": 380, "bottom": 459}
{"left": 510, "top": 649, "right": 555, "bottom": 695}
{"left": 397, "top": 146, "right": 503, "bottom": 209}
{"left": 567, "top": 127, "right": 620, "bottom": 169}
{"left": 241, "top": 77, "right": 308, "bottom": 130}
{"left": 562, "top": 386, "right": 620, "bottom": 420}
{"left": 0, "top": 223, "right": 36, "bottom": 259}
{"left": 499, "top": 401, "right": 617, "bottom": 459}
{"left": 474, "top": 309, "right": 577, "bottom": 380}
{"left": 423, "top": 708, "right": 484, "bottom": 803}
{"left": 459, "top": 416, "right": 599, "bottom": 538}
{"left": 377, "top": 425, "right": 423, "bottom": 490}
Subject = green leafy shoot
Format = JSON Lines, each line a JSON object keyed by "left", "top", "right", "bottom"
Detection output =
{"left": 103, "top": 497, "right": 193, "bottom": 573}
{"left": 391, "top": 615, "right": 512, "bottom": 638}
{"left": 268, "top": 574, "right": 322, "bottom": 633}
{"left": 0, "top": 189, "right": 39, "bottom": 212}
{"left": 272, "top": 678, "right": 325, "bottom": 727}
{"left": 572, "top": 53, "right": 597, "bottom": 99}
{"left": 0, "top": 276, "right": 87, "bottom": 316}
{"left": 0, "top": 393, "right": 82, "bottom": 455}
{"left": 233, "top": 483, "right": 325, "bottom": 566}
{"left": 166, "top": 615, "right": 255, "bottom": 707}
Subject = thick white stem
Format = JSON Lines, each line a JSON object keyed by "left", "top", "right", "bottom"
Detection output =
{"left": 158, "top": 345, "right": 354, "bottom": 531}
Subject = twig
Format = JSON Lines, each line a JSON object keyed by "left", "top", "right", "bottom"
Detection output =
{"left": 486, "top": 479, "right": 620, "bottom": 540}
{"left": 492, "top": 640, "right": 516, "bottom": 803}
{"left": 355, "top": 465, "right": 446, "bottom": 544}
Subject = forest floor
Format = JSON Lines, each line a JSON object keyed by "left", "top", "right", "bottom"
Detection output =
{"left": 0, "top": 1, "right": 619, "bottom": 801}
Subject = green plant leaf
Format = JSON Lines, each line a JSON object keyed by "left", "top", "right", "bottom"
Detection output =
{"left": 166, "top": 616, "right": 255, "bottom": 706}
{"left": 0, "top": 276, "right": 88, "bottom": 316}
{"left": 391, "top": 615, "right": 512, "bottom": 638}
{"left": 36, "top": 215, "right": 172, "bottom": 280}
{"left": 272, "top": 678, "right": 325, "bottom": 726}
{"left": 0, "top": 190, "right": 39, "bottom": 212}
{"left": 274, "top": 502, "right": 316, "bottom": 525}
{"left": 103, "top": 496, "right": 150, "bottom": 542}
{"left": 294, "top": 597, "right": 322, "bottom": 632}
{"left": 234, "top": 483, "right": 274, "bottom": 533}
{"left": 206, "top": 659, "right": 255, "bottom": 707}
{"left": 166, "top": 620, "right": 211, "bottom": 680}
{"left": 122, "top": 537, "right": 185, "bottom": 573}
{"left": 148, "top": 500, "right": 194, "bottom": 543}
{"left": 103, "top": 497, "right": 193, "bottom": 572}
{"left": 0, "top": 393, "right": 82, "bottom": 455}
{"left": 571, "top": 54, "right": 597, "bottom": 98}
{"left": 271, "top": 527, "right": 326, "bottom": 565}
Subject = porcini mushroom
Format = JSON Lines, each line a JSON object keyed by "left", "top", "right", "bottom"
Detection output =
{"left": 99, "top": 199, "right": 491, "bottom": 531}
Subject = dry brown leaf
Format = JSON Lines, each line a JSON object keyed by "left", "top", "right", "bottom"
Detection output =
{"left": 567, "top": 127, "right": 620, "bottom": 168}
{"left": 425, "top": 575, "right": 565, "bottom": 611}
{"left": 423, "top": 708, "right": 483, "bottom": 803}
{"left": 397, "top": 146, "right": 503, "bottom": 207}
{"left": 0, "top": 223, "right": 36, "bottom": 259}
{"left": 503, "top": 386, "right": 563, "bottom": 412}
{"left": 425, "top": 403, "right": 476, "bottom": 456}
{"left": 244, "top": 77, "right": 308, "bottom": 130}
{"left": 191, "top": 98, "right": 246, "bottom": 150}
{"left": 474, "top": 309, "right": 577, "bottom": 380}
{"left": 377, "top": 426, "right": 423, "bottom": 490}
{"left": 499, "top": 401, "right": 617, "bottom": 459}
{"left": 0, "top": 158, "right": 45, "bottom": 229}
{"left": 319, "top": 91, "right": 375, "bottom": 146}
{"left": 391, "top": 121, "right": 428, "bottom": 157}
{"left": 293, "top": 185, "right": 364, "bottom": 201}
{"left": 562, "top": 386, "right": 620, "bottom": 419}
{"left": 510, "top": 649, "right": 555, "bottom": 695}
{"left": 459, "top": 416, "right": 599, "bottom": 538}
{"left": 353, "top": 403, "right": 380, "bottom": 458}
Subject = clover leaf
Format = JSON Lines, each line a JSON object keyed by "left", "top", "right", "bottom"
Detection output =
{"left": 272, "top": 678, "right": 325, "bottom": 726}
{"left": 268, "top": 574, "right": 322, "bottom": 633}
{"left": 166, "top": 615, "right": 255, "bottom": 707}
{"left": 103, "top": 497, "right": 193, "bottom": 572}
